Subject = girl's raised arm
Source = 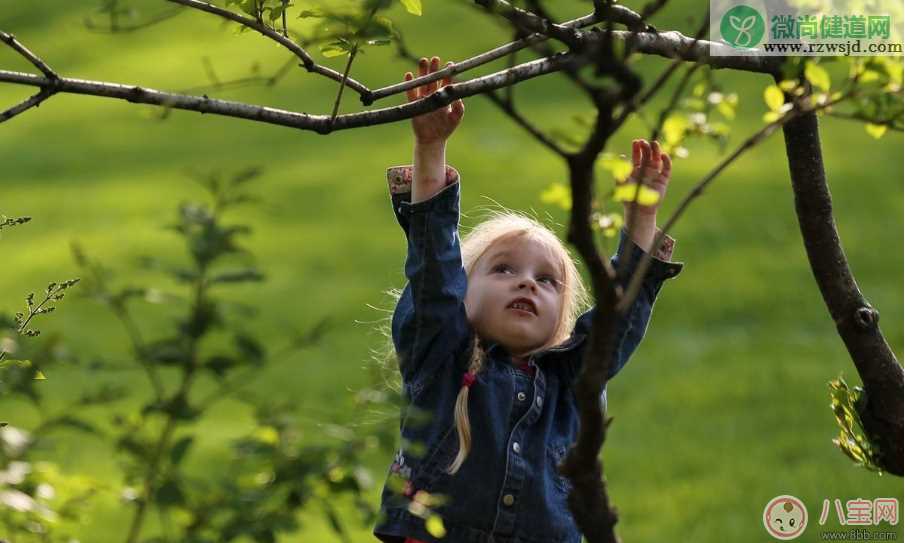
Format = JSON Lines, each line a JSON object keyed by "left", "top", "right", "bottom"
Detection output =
{"left": 568, "top": 226, "right": 683, "bottom": 384}
{"left": 387, "top": 56, "right": 471, "bottom": 399}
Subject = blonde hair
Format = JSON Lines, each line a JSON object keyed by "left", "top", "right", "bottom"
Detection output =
{"left": 375, "top": 209, "right": 591, "bottom": 476}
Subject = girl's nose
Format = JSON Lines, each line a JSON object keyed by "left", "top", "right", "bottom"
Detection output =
{"left": 518, "top": 277, "right": 537, "bottom": 291}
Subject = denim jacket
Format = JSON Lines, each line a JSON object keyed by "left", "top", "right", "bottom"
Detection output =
{"left": 374, "top": 165, "right": 684, "bottom": 543}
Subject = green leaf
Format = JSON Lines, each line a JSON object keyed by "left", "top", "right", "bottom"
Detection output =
{"left": 0, "top": 359, "right": 32, "bottom": 370}
{"left": 865, "top": 123, "right": 887, "bottom": 139}
{"left": 805, "top": 62, "right": 831, "bottom": 92}
{"left": 204, "top": 355, "right": 236, "bottom": 377}
{"left": 539, "top": 183, "right": 572, "bottom": 211}
{"left": 763, "top": 85, "right": 785, "bottom": 112}
{"left": 268, "top": 5, "right": 285, "bottom": 21}
{"left": 613, "top": 183, "right": 660, "bottom": 206}
{"left": 48, "top": 416, "right": 98, "bottom": 434}
{"left": 827, "top": 375, "right": 884, "bottom": 473}
{"left": 170, "top": 436, "right": 194, "bottom": 465}
{"left": 399, "top": 0, "right": 422, "bottom": 15}
{"left": 662, "top": 114, "right": 688, "bottom": 145}
{"left": 155, "top": 478, "right": 186, "bottom": 506}
{"left": 425, "top": 514, "right": 446, "bottom": 537}
{"left": 600, "top": 153, "right": 633, "bottom": 182}
{"left": 209, "top": 268, "right": 265, "bottom": 284}
{"left": 320, "top": 42, "right": 349, "bottom": 58}
{"left": 297, "top": 9, "right": 325, "bottom": 18}
{"left": 227, "top": 0, "right": 258, "bottom": 17}
{"left": 717, "top": 101, "right": 736, "bottom": 120}
{"left": 253, "top": 425, "right": 280, "bottom": 445}
{"left": 235, "top": 333, "right": 265, "bottom": 364}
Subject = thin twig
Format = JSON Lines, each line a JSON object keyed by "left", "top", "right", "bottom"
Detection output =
{"left": 330, "top": 45, "right": 358, "bottom": 124}
{"left": 0, "top": 88, "right": 54, "bottom": 123}
{"left": 824, "top": 110, "right": 903, "bottom": 131}
{"left": 0, "top": 31, "right": 56, "bottom": 77}
{"left": 164, "top": 0, "right": 369, "bottom": 96}
{"left": 84, "top": 7, "right": 184, "bottom": 33}
{"left": 483, "top": 89, "right": 570, "bottom": 157}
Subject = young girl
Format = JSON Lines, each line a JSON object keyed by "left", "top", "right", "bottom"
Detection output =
{"left": 373, "top": 56, "right": 684, "bottom": 543}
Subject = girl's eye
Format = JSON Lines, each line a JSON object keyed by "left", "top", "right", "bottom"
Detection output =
{"left": 493, "top": 264, "right": 513, "bottom": 273}
{"left": 539, "top": 276, "right": 558, "bottom": 287}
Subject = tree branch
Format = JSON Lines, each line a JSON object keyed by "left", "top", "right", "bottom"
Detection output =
{"left": 474, "top": 0, "right": 585, "bottom": 50}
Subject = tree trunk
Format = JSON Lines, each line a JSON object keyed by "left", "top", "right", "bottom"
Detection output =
{"left": 780, "top": 108, "right": 904, "bottom": 476}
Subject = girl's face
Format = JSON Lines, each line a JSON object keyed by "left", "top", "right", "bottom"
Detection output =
{"left": 465, "top": 234, "right": 564, "bottom": 359}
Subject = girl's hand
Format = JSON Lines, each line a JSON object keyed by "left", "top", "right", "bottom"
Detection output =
{"left": 622, "top": 139, "right": 671, "bottom": 217}
{"left": 405, "top": 56, "right": 465, "bottom": 146}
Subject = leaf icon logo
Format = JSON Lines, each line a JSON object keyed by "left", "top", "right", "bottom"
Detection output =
{"left": 720, "top": 5, "right": 765, "bottom": 48}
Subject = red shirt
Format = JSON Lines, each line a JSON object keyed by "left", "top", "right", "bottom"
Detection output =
{"left": 516, "top": 360, "right": 537, "bottom": 377}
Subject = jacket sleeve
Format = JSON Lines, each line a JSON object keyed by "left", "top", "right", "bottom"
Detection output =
{"left": 565, "top": 226, "right": 684, "bottom": 385}
{"left": 388, "top": 164, "right": 474, "bottom": 398}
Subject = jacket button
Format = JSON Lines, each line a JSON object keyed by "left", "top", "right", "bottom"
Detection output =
{"left": 517, "top": 392, "right": 526, "bottom": 401}
{"left": 512, "top": 442, "right": 520, "bottom": 454}
{"left": 503, "top": 494, "right": 515, "bottom": 506}
{"left": 535, "top": 396, "right": 543, "bottom": 408}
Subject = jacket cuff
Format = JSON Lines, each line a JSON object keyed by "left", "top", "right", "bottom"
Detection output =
{"left": 388, "top": 165, "right": 459, "bottom": 194}
{"left": 387, "top": 164, "right": 461, "bottom": 231}
{"left": 615, "top": 226, "right": 684, "bottom": 281}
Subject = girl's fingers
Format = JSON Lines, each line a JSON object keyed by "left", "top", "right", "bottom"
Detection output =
{"left": 418, "top": 57, "right": 428, "bottom": 77}
{"left": 660, "top": 152, "right": 672, "bottom": 181}
{"left": 650, "top": 140, "right": 662, "bottom": 170}
{"left": 631, "top": 139, "right": 641, "bottom": 172}
{"left": 417, "top": 57, "right": 428, "bottom": 97}
{"left": 428, "top": 56, "right": 441, "bottom": 94}
{"left": 441, "top": 61, "right": 454, "bottom": 88}
{"left": 404, "top": 72, "right": 417, "bottom": 102}
{"left": 450, "top": 98, "right": 465, "bottom": 122}
{"left": 639, "top": 140, "right": 651, "bottom": 172}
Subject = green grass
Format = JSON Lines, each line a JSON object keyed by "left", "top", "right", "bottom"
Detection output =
{"left": 1, "top": 1, "right": 902, "bottom": 541}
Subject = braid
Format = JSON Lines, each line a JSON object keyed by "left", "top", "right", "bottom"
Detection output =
{"left": 445, "top": 335, "right": 486, "bottom": 474}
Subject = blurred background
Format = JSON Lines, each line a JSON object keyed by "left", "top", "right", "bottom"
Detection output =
{"left": 0, "top": 0, "right": 902, "bottom": 541}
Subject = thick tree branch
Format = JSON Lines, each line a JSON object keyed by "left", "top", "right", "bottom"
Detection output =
{"left": 0, "top": 52, "right": 579, "bottom": 132}
{"left": 562, "top": 103, "right": 623, "bottom": 543}
{"left": 777, "top": 85, "right": 904, "bottom": 476}
{"left": 1, "top": 14, "right": 784, "bottom": 131}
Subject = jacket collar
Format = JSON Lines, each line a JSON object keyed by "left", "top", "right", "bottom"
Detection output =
{"left": 479, "top": 332, "right": 588, "bottom": 366}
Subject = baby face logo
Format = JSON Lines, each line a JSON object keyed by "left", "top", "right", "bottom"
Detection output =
{"left": 763, "top": 495, "right": 808, "bottom": 540}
